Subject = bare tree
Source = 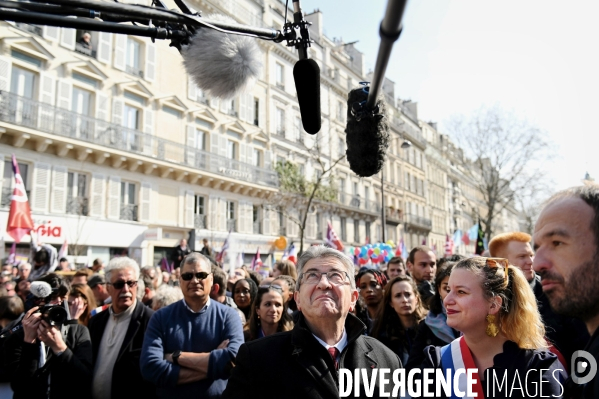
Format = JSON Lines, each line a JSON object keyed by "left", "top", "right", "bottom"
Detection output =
{"left": 273, "top": 140, "right": 344, "bottom": 255}
{"left": 447, "top": 105, "right": 553, "bottom": 240}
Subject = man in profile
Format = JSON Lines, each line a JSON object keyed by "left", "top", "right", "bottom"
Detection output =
{"left": 533, "top": 185, "right": 599, "bottom": 398}
{"left": 223, "top": 246, "right": 401, "bottom": 399}
{"left": 490, "top": 231, "right": 588, "bottom": 361}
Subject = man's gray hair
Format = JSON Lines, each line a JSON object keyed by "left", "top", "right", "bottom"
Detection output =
{"left": 105, "top": 257, "right": 140, "bottom": 283}
{"left": 153, "top": 285, "right": 183, "bottom": 310}
{"left": 296, "top": 246, "right": 355, "bottom": 290}
{"left": 182, "top": 252, "right": 211, "bottom": 271}
{"left": 18, "top": 263, "right": 31, "bottom": 271}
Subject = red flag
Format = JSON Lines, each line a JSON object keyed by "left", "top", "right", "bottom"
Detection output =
{"left": 251, "top": 247, "right": 263, "bottom": 271}
{"left": 6, "top": 155, "right": 34, "bottom": 243}
{"left": 325, "top": 221, "right": 344, "bottom": 251}
{"left": 462, "top": 232, "right": 470, "bottom": 246}
{"left": 444, "top": 234, "right": 454, "bottom": 256}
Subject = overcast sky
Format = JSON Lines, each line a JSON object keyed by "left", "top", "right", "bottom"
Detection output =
{"left": 300, "top": 0, "right": 599, "bottom": 191}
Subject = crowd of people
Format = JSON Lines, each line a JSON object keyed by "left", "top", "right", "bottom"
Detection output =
{"left": 0, "top": 184, "right": 596, "bottom": 398}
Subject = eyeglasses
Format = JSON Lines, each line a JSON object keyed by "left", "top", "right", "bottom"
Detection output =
{"left": 107, "top": 280, "right": 138, "bottom": 289}
{"left": 485, "top": 257, "right": 509, "bottom": 281}
{"left": 181, "top": 272, "right": 211, "bottom": 281}
{"left": 301, "top": 271, "right": 350, "bottom": 285}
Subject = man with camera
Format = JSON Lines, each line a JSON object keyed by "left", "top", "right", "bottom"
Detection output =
{"left": 3, "top": 273, "right": 92, "bottom": 399}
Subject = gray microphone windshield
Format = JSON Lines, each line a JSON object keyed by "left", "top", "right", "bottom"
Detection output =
{"left": 182, "top": 14, "right": 263, "bottom": 99}
{"left": 30, "top": 281, "right": 53, "bottom": 299}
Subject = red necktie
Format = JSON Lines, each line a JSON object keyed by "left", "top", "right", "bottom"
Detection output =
{"left": 327, "top": 347, "right": 339, "bottom": 369}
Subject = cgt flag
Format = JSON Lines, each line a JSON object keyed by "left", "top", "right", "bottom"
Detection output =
{"left": 325, "top": 221, "right": 344, "bottom": 251}
{"left": 6, "top": 155, "right": 34, "bottom": 243}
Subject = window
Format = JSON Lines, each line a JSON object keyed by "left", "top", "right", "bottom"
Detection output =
{"left": 294, "top": 117, "right": 301, "bottom": 141}
{"left": 254, "top": 98, "right": 260, "bottom": 126}
{"left": 194, "top": 129, "right": 206, "bottom": 150}
{"left": 337, "top": 101, "right": 344, "bottom": 121}
{"left": 253, "top": 205, "right": 261, "bottom": 234}
{"left": 227, "top": 201, "right": 236, "bottom": 231}
{"left": 353, "top": 182, "right": 358, "bottom": 196}
{"left": 339, "top": 178, "right": 346, "bottom": 193}
{"left": 10, "top": 66, "right": 35, "bottom": 98}
{"left": 126, "top": 38, "right": 142, "bottom": 77}
{"left": 252, "top": 148, "right": 261, "bottom": 167}
{"left": 340, "top": 217, "right": 347, "bottom": 241}
{"left": 11, "top": 50, "right": 42, "bottom": 68}
{"left": 124, "top": 105, "right": 140, "bottom": 129}
{"left": 72, "top": 87, "right": 92, "bottom": 116}
{"left": 354, "top": 219, "right": 360, "bottom": 243}
{"left": 364, "top": 186, "right": 370, "bottom": 202}
{"left": 120, "top": 181, "right": 137, "bottom": 221}
{"left": 275, "top": 63, "right": 284, "bottom": 88}
{"left": 397, "top": 166, "right": 401, "bottom": 187}
{"left": 227, "top": 140, "right": 236, "bottom": 160}
{"left": 193, "top": 195, "right": 206, "bottom": 229}
{"left": 67, "top": 172, "right": 88, "bottom": 215}
{"left": 365, "top": 221, "right": 371, "bottom": 242}
{"left": 276, "top": 108, "right": 285, "bottom": 135}
{"left": 338, "top": 137, "right": 345, "bottom": 158}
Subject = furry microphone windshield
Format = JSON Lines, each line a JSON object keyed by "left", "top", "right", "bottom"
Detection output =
{"left": 345, "top": 87, "right": 390, "bottom": 177}
{"left": 182, "top": 14, "right": 263, "bottom": 99}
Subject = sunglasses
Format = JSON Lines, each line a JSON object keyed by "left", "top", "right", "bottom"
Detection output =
{"left": 181, "top": 272, "right": 211, "bottom": 281}
{"left": 485, "top": 257, "right": 509, "bottom": 281}
{"left": 107, "top": 280, "right": 138, "bottom": 289}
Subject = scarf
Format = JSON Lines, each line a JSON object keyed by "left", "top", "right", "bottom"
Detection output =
{"left": 425, "top": 305, "right": 458, "bottom": 344}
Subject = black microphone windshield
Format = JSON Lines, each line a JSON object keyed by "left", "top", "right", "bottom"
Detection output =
{"left": 293, "top": 59, "right": 321, "bottom": 134}
{"left": 345, "top": 87, "right": 389, "bottom": 177}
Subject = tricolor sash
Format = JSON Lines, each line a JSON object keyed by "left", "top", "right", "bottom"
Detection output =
{"left": 440, "top": 336, "right": 485, "bottom": 399}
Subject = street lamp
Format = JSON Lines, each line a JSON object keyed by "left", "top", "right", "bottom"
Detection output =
{"left": 381, "top": 139, "right": 411, "bottom": 243}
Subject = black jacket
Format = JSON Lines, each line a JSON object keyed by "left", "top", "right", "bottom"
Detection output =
{"left": 4, "top": 323, "right": 93, "bottom": 399}
{"left": 405, "top": 318, "right": 457, "bottom": 372}
{"left": 531, "top": 275, "right": 589, "bottom": 360}
{"left": 565, "top": 325, "right": 599, "bottom": 399}
{"left": 88, "top": 301, "right": 155, "bottom": 399}
{"left": 170, "top": 246, "right": 191, "bottom": 269}
{"left": 420, "top": 340, "right": 566, "bottom": 398}
{"left": 223, "top": 312, "right": 402, "bottom": 399}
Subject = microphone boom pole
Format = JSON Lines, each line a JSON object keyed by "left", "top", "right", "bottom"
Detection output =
{"left": 365, "top": 0, "right": 408, "bottom": 110}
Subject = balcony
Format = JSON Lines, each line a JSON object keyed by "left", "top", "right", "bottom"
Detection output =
{"left": 391, "top": 117, "right": 426, "bottom": 147}
{"left": 66, "top": 197, "right": 89, "bottom": 216}
{"left": 194, "top": 214, "right": 207, "bottom": 229}
{"left": 338, "top": 192, "right": 381, "bottom": 214}
{"left": 253, "top": 221, "right": 262, "bottom": 234}
{"left": 226, "top": 218, "right": 237, "bottom": 232}
{"left": 74, "top": 43, "right": 97, "bottom": 58}
{"left": 405, "top": 213, "right": 432, "bottom": 231}
{"left": 0, "top": 91, "right": 278, "bottom": 188}
{"left": 385, "top": 207, "right": 402, "bottom": 223}
{"left": 1, "top": 187, "right": 31, "bottom": 208}
{"left": 120, "top": 204, "right": 138, "bottom": 221}
{"left": 15, "top": 22, "right": 43, "bottom": 37}
{"left": 125, "top": 65, "right": 144, "bottom": 79}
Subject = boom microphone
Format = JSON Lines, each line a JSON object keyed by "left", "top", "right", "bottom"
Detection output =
{"left": 182, "top": 14, "right": 263, "bottom": 99}
{"left": 344, "top": 0, "right": 408, "bottom": 177}
{"left": 290, "top": 0, "right": 321, "bottom": 134}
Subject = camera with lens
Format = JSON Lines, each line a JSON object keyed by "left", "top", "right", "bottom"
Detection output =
{"left": 36, "top": 304, "right": 68, "bottom": 327}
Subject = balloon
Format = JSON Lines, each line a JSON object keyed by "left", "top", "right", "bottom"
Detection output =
{"left": 367, "top": 248, "right": 374, "bottom": 256}
{"left": 386, "top": 240, "right": 395, "bottom": 247}
{"left": 378, "top": 255, "right": 385, "bottom": 263}
{"left": 274, "top": 236, "right": 287, "bottom": 250}
{"left": 359, "top": 258, "right": 368, "bottom": 265}
{"left": 360, "top": 247, "right": 367, "bottom": 256}
{"left": 354, "top": 247, "right": 360, "bottom": 256}
{"left": 373, "top": 248, "right": 381, "bottom": 256}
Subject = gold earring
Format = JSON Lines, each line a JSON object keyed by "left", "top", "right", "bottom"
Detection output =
{"left": 486, "top": 314, "right": 499, "bottom": 337}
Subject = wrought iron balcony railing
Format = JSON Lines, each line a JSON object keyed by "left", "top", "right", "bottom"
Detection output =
{"left": 66, "top": 197, "right": 89, "bottom": 216}
{"left": 338, "top": 192, "right": 381, "bottom": 213}
{"left": 120, "top": 204, "right": 138, "bottom": 221}
{"left": 0, "top": 91, "right": 278, "bottom": 188}
{"left": 194, "top": 214, "right": 207, "bottom": 230}
{"left": 405, "top": 213, "right": 432, "bottom": 230}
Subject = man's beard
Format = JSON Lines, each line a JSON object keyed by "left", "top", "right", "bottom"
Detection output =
{"left": 540, "top": 257, "right": 599, "bottom": 321}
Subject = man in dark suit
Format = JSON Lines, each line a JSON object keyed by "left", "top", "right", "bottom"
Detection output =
{"left": 223, "top": 246, "right": 402, "bottom": 399}
{"left": 88, "top": 257, "right": 155, "bottom": 399}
